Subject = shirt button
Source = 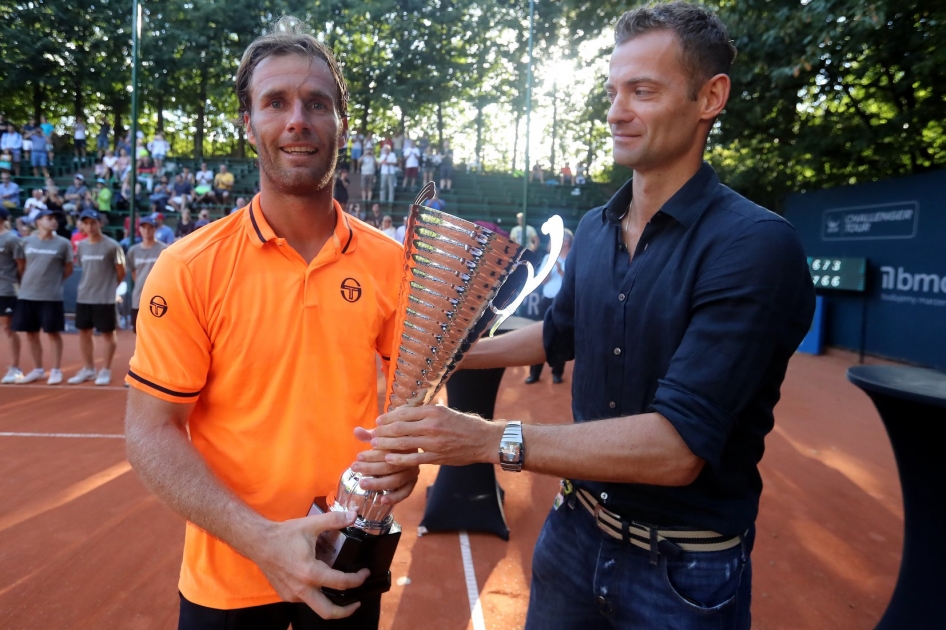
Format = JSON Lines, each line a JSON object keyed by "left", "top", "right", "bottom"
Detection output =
{"left": 600, "top": 492, "right": 608, "bottom": 501}
{"left": 596, "top": 595, "right": 607, "bottom": 606}
{"left": 618, "top": 293, "right": 626, "bottom": 302}
{"left": 613, "top": 347, "right": 622, "bottom": 355}
{"left": 609, "top": 401, "right": 616, "bottom": 409}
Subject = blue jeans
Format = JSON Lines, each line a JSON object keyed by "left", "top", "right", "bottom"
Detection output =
{"left": 525, "top": 501, "right": 753, "bottom": 630}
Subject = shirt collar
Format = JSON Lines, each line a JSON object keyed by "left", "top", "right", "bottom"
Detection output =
{"left": 601, "top": 162, "right": 720, "bottom": 229}
{"left": 244, "top": 194, "right": 358, "bottom": 255}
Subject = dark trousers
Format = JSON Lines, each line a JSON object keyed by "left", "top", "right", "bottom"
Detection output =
{"left": 178, "top": 592, "right": 381, "bottom": 630}
{"left": 530, "top": 296, "right": 564, "bottom": 379}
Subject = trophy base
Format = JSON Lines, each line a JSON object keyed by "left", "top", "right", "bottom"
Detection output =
{"left": 309, "top": 496, "right": 402, "bottom": 605}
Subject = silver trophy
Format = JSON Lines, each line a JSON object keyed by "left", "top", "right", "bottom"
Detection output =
{"left": 311, "top": 182, "right": 563, "bottom": 604}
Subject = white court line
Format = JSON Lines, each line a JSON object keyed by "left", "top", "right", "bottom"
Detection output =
{"left": 459, "top": 531, "right": 487, "bottom": 630}
{"left": 0, "top": 432, "right": 124, "bottom": 439}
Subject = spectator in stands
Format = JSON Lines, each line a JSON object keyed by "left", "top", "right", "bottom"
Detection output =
{"left": 175, "top": 208, "right": 197, "bottom": 239}
{"left": 427, "top": 190, "right": 446, "bottom": 212}
{"left": 96, "top": 118, "right": 111, "bottom": 159}
{"left": 148, "top": 132, "right": 170, "bottom": 172}
{"left": 350, "top": 132, "right": 363, "bottom": 173}
{"left": 363, "top": 131, "right": 376, "bottom": 157}
{"left": 347, "top": 202, "right": 362, "bottom": 220}
{"left": 63, "top": 174, "right": 89, "bottom": 215}
{"left": 148, "top": 175, "right": 173, "bottom": 212}
{"left": 213, "top": 163, "right": 235, "bottom": 204}
{"left": 1, "top": 124, "right": 23, "bottom": 176}
{"left": 230, "top": 196, "right": 247, "bottom": 215}
{"left": 380, "top": 215, "right": 397, "bottom": 240}
{"left": 392, "top": 130, "right": 405, "bottom": 163}
{"left": 12, "top": 208, "right": 73, "bottom": 385}
{"left": 126, "top": 215, "right": 167, "bottom": 332}
{"left": 524, "top": 228, "right": 573, "bottom": 385}
{"left": 22, "top": 118, "right": 37, "bottom": 162}
{"left": 359, "top": 148, "right": 377, "bottom": 202}
{"left": 403, "top": 141, "right": 421, "bottom": 190}
{"left": 43, "top": 179, "right": 64, "bottom": 215}
{"left": 24, "top": 189, "right": 47, "bottom": 221}
{"left": 0, "top": 147, "right": 11, "bottom": 173}
{"left": 439, "top": 145, "right": 454, "bottom": 191}
{"left": 101, "top": 149, "right": 119, "bottom": 181}
{"left": 67, "top": 209, "right": 125, "bottom": 386}
{"left": 115, "top": 147, "right": 131, "bottom": 174}
{"left": 333, "top": 169, "right": 349, "bottom": 207}
{"left": 29, "top": 127, "right": 50, "bottom": 178}
{"left": 0, "top": 172, "right": 21, "bottom": 210}
{"left": 510, "top": 211, "right": 539, "bottom": 252}
{"left": 181, "top": 165, "right": 195, "bottom": 186}
{"left": 194, "top": 162, "right": 214, "bottom": 205}
{"left": 153, "top": 212, "right": 175, "bottom": 244}
{"left": 197, "top": 209, "right": 211, "bottom": 223}
{"left": 559, "top": 162, "right": 573, "bottom": 186}
{"left": 94, "top": 178, "right": 112, "bottom": 213}
{"left": 421, "top": 147, "right": 436, "bottom": 185}
{"left": 575, "top": 163, "right": 587, "bottom": 185}
{"left": 169, "top": 174, "right": 192, "bottom": 212}
{"left": 394, "top": 215, "right": 408, "bottom": 244}
{"left": 530, "top": 161, "right": 544, "bottom": 182}
{"left": 74, "top": 116, "right": 88, "bottom": 163}
{"left": 137, "top": 154, "right": 156, "bottom": 192}
{"left": 366, "top": 202, "right": 383, "bottom": 229}
{"left": 39, "top": 116, "right": 55, "bottom": 162}
{"left": 379, "top": 145, "right": 398, "bottom": 204}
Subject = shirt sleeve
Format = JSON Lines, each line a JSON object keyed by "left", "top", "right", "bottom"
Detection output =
{"left": 649, "top": 220, "right": 815, "bottom": 470}
{"left": 113, "top": 241, "right": 126, "bottom": 266}
{"left": 126, "top": 249, "right": 211, "bottom": 403}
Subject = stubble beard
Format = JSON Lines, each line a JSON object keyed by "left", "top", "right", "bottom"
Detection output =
{"left": 250, "top": 119, "right": 338, "bottom": 196}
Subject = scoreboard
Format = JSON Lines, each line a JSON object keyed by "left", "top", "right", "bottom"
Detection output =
{"left": 807, "top": 257, "right": 867, "bottom": 292}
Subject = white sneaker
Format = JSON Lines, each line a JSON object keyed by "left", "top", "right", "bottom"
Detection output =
{"left": 1, "top": 367, "right": 24, "bottom": 384}
{"left": 47, "top": 369, "right": 63, "bottom": 385}
{"left": 94, "top": 369, "right": 112, "bottom": 386}
{"left": 67, "top": 367, "right": 97, "bottom": 384}
{"left": 18, "top": 368, "right": 46, "bottom": 384}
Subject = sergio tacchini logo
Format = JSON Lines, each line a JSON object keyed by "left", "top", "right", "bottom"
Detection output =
{"left": 150, "top": 295, "right": 168, "bottom": 317}
{"left": 340, "top": 278, "right": 362, "bottom": 303}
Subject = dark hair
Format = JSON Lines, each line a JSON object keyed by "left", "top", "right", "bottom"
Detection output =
{"left": 614, "top": 2, "right": 736, "bottom": 99}
{"left": 235, "top": 16, "right": 349, "bottom": 118}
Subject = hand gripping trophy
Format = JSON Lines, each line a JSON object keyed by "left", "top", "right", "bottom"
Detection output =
{"left": 310, "top": 182, "right": 563, "bottom": 604}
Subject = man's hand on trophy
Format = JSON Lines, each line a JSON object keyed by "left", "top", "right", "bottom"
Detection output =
{"left": 253, "top": 511, "right": 369, "bottom": 619}
{"left": 349, "top": 430, "right": 420, "bottom": 506}
{"left": 365, "top": 404, "right": 504, "bottom": 467}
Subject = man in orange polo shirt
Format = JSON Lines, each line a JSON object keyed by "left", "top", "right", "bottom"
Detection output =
{"left": 124, "top": 17, "right": 417, "bottom": 629}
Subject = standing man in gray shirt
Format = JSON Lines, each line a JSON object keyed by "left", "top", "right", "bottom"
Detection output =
{"left": 68, "top": 209, "right": 126, "bottom": 386}
{"left": 12, "top": 209, "right": 73, "bottom": 384}
{"left": 124, "top": 215, "right": 166, "bottom": 333}
{"left": 0, "top": 208, "right": 24, "bottom": 383}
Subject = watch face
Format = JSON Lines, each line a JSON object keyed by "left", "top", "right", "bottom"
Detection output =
{"left": 500, "top": 443, "right": 518, "bottom": 463}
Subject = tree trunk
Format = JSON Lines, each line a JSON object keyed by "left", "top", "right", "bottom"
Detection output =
{"left": 73, "top": 74, "right": 84, "bottom": 121}
{"left": 32, "top": 82, "right": 44, "bottom": 122}
{"left": 195, "top": 71, "right": 207, "bottom": 159}
{"left": 437, "top": 101, "right": 444, "bottom": 150}
{"left": 550, "top": 87, "right": 558, "bottom": 174}
{"left": 512, "top": 109, "right": 521, "bottom": 172}
{"left": 360, "top": 94, "right": 371, "bottom": 134}
{"left": 475, "top": 102, "right": 484, "bottom": 165}
{"left": 113, "top": 102, "right": 124, "bottom": 149}
{"left": 585, "top": 121, "right": 594, "bottom": 172}
{"left": 156, "top": 94, "right": 165, "bottom": 131}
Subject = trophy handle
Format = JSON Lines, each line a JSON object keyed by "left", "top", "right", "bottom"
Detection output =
{"left": 488, "top": 215, "right": 565, "bottom": 337}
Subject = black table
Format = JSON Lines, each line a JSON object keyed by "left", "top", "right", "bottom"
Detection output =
{"left": 419, "top": 316, "right": 537, "bottom": 540}
{"left": 847, "top": 365, "right": 946, "bottom": 630}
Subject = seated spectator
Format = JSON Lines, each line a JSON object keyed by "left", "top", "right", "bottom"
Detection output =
{"left": 181, "top": 165, "right": 195, "bottom": 186}
{"left": 26, "top": 127, "right": 49, "bottom": 179}
{"left": 115, "top": 147, "right": 131, "bottom": 174}
{"left": 334, "top": 170, "right": 350, "bottom": 206}
{"left": 15, "top": 216, "right": 32, "bottom": 237}
{"left": 101, "top": 149, "right": 119, "bottom": 180}
{"left": 530, "top": 161, "right": 544, "bottom": 183}
{"left": 0, "top": 124, "right": 23, "bottom": 176}
{"left": 63, "top": 174, "right": 89, "bottom": 214}
{"left": 44, "top": 179, "right": 64, "bottom": 214}
{"left": 194, "top": 161, "right": 215, "bottom": 205}
{"left": 152, "top": 212, "right": 175, "bottom": 244}
{"left": 229, "top": 196, "right": 247, "bottom": 215}
{"left": 137, "top": 154, "right": 156, "bottom": 191}
{"left": 94, "top": 178, "right": 112, "bottom": 213}
{"left": 213, "top": 163, "right": 234, "bottom": 203}
{"left": 175, "top": 208, "right": 197, "bottom": 238}
{"left": 169, "top": 173, "right": 193, "bottom": 212}
{"left": 0, "top": 171, "right": 20, "bottom": 209}
{"left": 0, "top": 148, "right": 12, "bottom": 172}
{"left": 149, "top": 176, "right": 172, "bottom": 212}
{"left": 380, "top": 215, "right": 397, "bottom": 240}
{"left": 24, "top": 189, "right": 47, "bottom": 221}
{"left": 197, "top": 209, "right": 211, "bottom": 223}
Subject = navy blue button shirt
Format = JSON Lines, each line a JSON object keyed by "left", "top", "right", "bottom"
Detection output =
{"left": 544, "top": 162, "right": 815, "bottom": 536}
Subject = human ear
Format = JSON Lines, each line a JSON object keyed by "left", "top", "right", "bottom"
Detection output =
{"left": 700, "top": 73, "right": 731, "bottom": 121}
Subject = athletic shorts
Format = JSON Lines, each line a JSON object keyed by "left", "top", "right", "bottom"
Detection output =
{"left": 32, "top": 152, "right": 48, "bottom": 167}
{"left": 361, "top": 173, "right": 376, "bottom": 189}
{"left": 214, "top": 188, "right": 230, "bottom": 198}
{"left": 405, "top": 167, "right": 418, "bottom": 178}
{"left": 12, "top": 300, "right": 65, "bottom": 333}
{"left": 75, "top": 303, "right": 117, "bottom": 333}
{"left": 23, "top": 139, "right": 33, "bottom": 151}
{"left": 178, "top": 592, "right": 381, "bottom": 630}
{"left": 74, "top": 138, "right": 87, "bottom": 150}
{"left": 9, "top": 149, "right": 21, "bottom": 163}
{"left": 0, "top": 296, "right": 16, "bottom": 317}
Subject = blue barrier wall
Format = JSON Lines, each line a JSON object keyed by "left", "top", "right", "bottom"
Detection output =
{"left": 784, "top": 170, "right": 946, "bottom": 370}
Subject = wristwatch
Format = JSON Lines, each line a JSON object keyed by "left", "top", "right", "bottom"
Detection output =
{"left": 499, "top": 421, "right": 525, "bottom": 472}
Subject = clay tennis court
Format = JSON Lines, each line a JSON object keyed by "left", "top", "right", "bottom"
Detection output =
{"left": 0, "top": 333, "right": 901, "bottom": 629}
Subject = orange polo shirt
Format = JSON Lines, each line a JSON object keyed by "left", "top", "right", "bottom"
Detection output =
{"left": 126, "top": 195, "right": 403, "bottom": 609}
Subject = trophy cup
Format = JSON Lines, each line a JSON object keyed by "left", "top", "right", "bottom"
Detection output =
{"left": 309, "top": 182, "right": 563, "bottom": 604}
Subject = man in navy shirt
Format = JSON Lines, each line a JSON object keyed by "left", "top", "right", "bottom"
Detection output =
{"left": 367, "top": 3, "right": 815, "bottom": 629}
